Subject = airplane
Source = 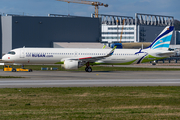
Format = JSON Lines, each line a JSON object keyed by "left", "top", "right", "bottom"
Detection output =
{"left": 2, "top": 26, "right": 174, "bottom": 72}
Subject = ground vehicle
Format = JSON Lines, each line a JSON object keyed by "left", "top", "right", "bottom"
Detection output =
{"left": 3, "top": 65, "right": 32, "bottom": 72}
{"left": 3, "top": 65, "right": 15, "bottom": 72}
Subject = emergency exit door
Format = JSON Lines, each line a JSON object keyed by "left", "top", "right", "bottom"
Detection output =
{"left": 20, "top": 49, "right": 25, "bottom": 58}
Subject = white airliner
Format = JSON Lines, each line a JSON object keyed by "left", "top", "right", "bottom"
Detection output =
{"left": 2, "top": 26, "right": 174, "bottom": 72}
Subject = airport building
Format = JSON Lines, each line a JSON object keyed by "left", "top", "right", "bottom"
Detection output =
{"left": 0, "top": 15, "right": 2, "bottom": 58}
{"left": 175, "top": 31, "right": 180, "bottom": 44}
{"left": 92, "top": 13, "right": 175, "bottom": 44}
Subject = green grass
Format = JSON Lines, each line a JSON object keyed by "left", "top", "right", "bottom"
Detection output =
{"left": 1, "top": 65, "right": 180, "bottom": 71}
{"left": 0, "top": 86, "right": 180, "bottom": 119}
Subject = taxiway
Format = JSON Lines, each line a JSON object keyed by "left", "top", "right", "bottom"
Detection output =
{"left": 0, "top": 69, "right": 180, "bottom": 88}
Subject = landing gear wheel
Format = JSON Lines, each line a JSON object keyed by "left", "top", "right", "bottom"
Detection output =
{"left": 85, "top": 67, "right": 92, "bottom": 72}
{"left": 12, "top": 68, "right": 16, "bottom": 72}
{"left": 85, "top": 67, "right": 88, "bottom": 72}
{"left": 85, "top": 62, "right": 92, "bottom": 72}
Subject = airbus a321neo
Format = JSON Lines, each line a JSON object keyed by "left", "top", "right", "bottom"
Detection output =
{"left": 2, "top": 26, "right": 174, "bottom": 72}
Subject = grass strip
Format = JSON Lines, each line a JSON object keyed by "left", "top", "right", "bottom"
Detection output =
{"left": 0, "top": 86, "right": 180, "bottom": 119}
{"left": 0, "top": 76, "right": 24, "bottom": 78}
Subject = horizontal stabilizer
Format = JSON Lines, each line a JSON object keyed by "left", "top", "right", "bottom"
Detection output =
{"left": 156, "top": 51, "right": 174, "bottom": 56}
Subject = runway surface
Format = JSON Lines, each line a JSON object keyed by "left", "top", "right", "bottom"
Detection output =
{"left": 0, "top": 68, "right": 180, "bottom": 88}
{"left": 0, "top": 79, "right": 180, "bottom": 88}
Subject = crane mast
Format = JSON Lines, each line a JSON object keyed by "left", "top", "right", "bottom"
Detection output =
{"left": 57, "top": 0, "right": 108, "bottom": 18}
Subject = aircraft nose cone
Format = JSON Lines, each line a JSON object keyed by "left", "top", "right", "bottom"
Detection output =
{"left": 2, "top": 55, "right": 9, "bottom": 61}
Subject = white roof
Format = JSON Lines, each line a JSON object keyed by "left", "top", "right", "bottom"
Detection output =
{"left": 53, "top": 42, "right": 110, "bottom": 49}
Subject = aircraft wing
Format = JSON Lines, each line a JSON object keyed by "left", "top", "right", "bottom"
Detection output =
{"left": 156, "top": 51, "right": 174, "bottom": 56}
{"left": 71, "top": 46, "right": 117, "bottom": 62}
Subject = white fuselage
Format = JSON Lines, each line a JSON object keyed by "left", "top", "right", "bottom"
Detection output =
{"left": 2, "top": 47, "right": 169, "bottom": 65}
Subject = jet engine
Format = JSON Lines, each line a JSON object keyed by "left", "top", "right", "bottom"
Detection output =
{"left": 63, "top": 60, "right": 85, "bottom": 70}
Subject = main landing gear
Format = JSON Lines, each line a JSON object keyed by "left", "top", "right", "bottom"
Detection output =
{"left": 85, "top": 62, "right": 92, "bottom": 72}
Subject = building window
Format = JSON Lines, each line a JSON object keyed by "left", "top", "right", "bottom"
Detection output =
{"left": 102, "top": 32, "right": 134, "bottom": 34}
{"left": 102, "top": 37, "right": 134, "bottom": 39}
{"left": 108, "top": 27, "right": 134, "bottom": 30}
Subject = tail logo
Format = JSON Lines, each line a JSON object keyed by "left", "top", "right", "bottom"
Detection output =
{"left": 147, "top": 26, "right": 174, "bottom": 50}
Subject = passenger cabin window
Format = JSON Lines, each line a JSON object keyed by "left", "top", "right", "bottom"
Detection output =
{"left": 8, "top": 51, "right": 15, "bottom": 55}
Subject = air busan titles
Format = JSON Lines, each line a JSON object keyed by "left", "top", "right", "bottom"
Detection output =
{"left": 2, "top": 26, "right": 174, "bottom": 72}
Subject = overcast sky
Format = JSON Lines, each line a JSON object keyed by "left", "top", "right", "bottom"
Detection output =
{"left": 0, "top": 0, "right": 179, "bottom": 20}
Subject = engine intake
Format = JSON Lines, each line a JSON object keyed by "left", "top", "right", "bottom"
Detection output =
{"left": 63, "top": 60, "right": 85, "bottom": 70}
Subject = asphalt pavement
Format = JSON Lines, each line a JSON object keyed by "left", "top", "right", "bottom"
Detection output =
{"left": 0, "top": 65, "right": 180, "bottom": 88}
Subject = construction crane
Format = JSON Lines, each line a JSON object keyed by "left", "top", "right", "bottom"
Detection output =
{"left": 56, "top": 0, "right": 108, "bottom": 18}
{"left": 119, "top": 19, "right": 125, "bottom": 43}
{"left": 110, "top": 19, "right": 125, "bottom": 49}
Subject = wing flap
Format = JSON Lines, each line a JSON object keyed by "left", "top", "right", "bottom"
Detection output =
{"left": 78, "top": 46, "right": 117, "bottom": 62}
{"left": 67, "top": 46, "right": 117, "bottom": 62}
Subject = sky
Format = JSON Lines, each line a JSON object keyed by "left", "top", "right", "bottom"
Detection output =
{"left": 0, "top": 0, "right": 180, "bottom": 20}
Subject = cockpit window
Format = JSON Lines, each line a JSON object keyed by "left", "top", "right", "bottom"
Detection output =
{"left": 8, "top": 51, "right": 16, "bottom": 55}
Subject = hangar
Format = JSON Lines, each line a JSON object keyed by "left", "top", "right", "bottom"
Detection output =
{"left": 0, "top": 14, "right": 101, "bottom": 58}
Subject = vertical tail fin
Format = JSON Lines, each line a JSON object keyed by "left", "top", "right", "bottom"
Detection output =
{"left": 147, "top": 26, "right": 174, "bottom": 50}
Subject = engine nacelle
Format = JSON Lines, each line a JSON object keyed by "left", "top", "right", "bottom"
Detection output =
{"left": 63, "top": 60, "right": 79, "bottom": 70}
